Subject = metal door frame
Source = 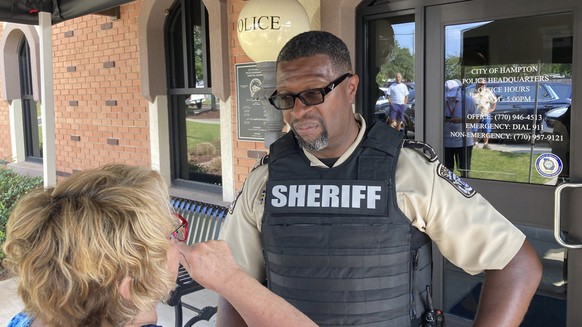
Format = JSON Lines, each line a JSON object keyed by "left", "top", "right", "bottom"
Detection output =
{"left": 424, "top": 0, "right": 582, "bottom": 325}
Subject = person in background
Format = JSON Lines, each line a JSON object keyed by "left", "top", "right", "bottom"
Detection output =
{"left": 387, "top": 72, "right": 409, "bottom": 130}
{"left": 3, "top": 164, "right": 316, "bottom": 327}
{"left": 471, "top": 78, "right": 498, "bottom": 149}
{"left": 218, "top": 31, "right": 541, "bottom": 327}
{"left": 444, "top": 79, "right": 478, "bottom": 177}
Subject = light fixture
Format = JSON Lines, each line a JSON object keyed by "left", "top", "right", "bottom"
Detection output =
{"left": 237, "top": 0, "right": 310, "bottom": 63}
{"left": 236, "top": 0, "right": 310, "bottom": 146}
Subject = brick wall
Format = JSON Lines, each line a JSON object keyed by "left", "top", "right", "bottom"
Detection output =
{"left": 51, "top": 1, "right": 149, "bottom": 176}
{"left": 229, "top": 0, "right": 269, "bottom": 190}
{"left": 0, "top": 24, "right": 12, "bottom": 162}
{"left": 2, "top": 1, "right": 309, "bottom": 192}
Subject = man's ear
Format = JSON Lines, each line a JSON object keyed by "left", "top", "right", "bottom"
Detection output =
{"left": 119, "top": 276, "right": 132, "bottom": 300}
{"left": 347, "top": 74, "right": 360, "bottom": 99}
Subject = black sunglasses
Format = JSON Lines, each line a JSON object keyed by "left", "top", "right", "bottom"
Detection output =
{"left": 268, "top": 73, "right": 353, "bottom": 110}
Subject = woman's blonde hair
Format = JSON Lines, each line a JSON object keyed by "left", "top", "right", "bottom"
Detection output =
{"left": 3, "top": 164, "right": 177, "bottom": 327}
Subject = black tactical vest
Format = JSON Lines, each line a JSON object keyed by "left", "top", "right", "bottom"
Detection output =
{"left": 262, "top": 122, "right": 432, "bottom": 327}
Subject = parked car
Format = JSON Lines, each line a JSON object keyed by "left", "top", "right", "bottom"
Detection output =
{"left": 541, "top": 106, "right": 570, "bottom": 135}
{"left": 546, "top": 82, "right": 572, "bottom": 104}
{"left": 185, "top": 93, "right": 205, "bottom": 109}
{"left": 185, "top": 80, "right": 206, "bottom": 109}
{"left": 373, "top": 81, "right": 571, "bottom": 142}
{"left": 467, "top": 81, "right": 571, "bottom": 142}
{"left": 541, "top": 105, "right": 570, "bottom": 177}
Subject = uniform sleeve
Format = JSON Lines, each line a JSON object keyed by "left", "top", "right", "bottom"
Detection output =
{"left": 395, "top": 148, "right": 525, "bottom": 275}
{"left": 219, "top": 165, "right": 268, "bottom": 281}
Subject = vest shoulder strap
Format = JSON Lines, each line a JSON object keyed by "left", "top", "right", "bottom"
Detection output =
{"left": 269, "top": 132, "right": 299, "bottom": 163}
{"left": 362, "top": 121, "right": 405, "bottom": 157}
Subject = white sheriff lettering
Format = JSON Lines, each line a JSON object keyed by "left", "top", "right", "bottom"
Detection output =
{"left": 270, "top": 183, "right": 383, "bottom": 209}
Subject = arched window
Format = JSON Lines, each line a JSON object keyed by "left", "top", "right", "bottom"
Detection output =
{"left": 165, "top": 0, "right": 220, "bottom": 185}
{"left": 18, "top": 37, "right": 42, "bottom": 162}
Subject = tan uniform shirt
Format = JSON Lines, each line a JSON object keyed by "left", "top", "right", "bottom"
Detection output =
{"left": 220, "top": 114, "right": 525, "bottom": 280}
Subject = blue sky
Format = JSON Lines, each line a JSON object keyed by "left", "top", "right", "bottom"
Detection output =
{"left": 393, "top": 22, "right": 415, "bottom": 54}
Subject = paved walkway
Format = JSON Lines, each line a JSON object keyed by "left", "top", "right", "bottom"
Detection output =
{"left": 0, "top": 277, "right": 23, "bottom": 324}
{"left": 186, "top": 118, "right": 220, "bottom": 124}
{"left": 0, "top": 277, "right": 217, "bottom": 326}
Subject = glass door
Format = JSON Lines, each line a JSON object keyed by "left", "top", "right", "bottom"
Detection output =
{"left": 356, "top": 6, "right": 416, "bottom": 135}
{"left": 425, "top": 1, "right": 582, "bottom": 326}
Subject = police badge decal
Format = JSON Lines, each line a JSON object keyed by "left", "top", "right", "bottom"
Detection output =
{"left": 437, "top": 164, "right": 476, "bottom": 198}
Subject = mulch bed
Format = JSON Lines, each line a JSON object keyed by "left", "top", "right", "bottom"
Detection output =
{"left": 187, "top": 109, "right": 220, "bottom": 120}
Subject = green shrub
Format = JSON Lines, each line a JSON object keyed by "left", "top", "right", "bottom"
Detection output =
{"left": 0, "top": 168, "right": 43, "bottom": 274}
{"left": 205, "top": 157, "right": 222, "bottom": 175}
{"left": 188, "top": 161, "right": 207, "bottom": 174}
{"left": 189, "top": 142, "right": 217, "bottom": 157}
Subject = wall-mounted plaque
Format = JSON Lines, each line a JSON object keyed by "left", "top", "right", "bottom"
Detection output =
{"left": 236, "top": 63, "right": 267, "bottom": 141}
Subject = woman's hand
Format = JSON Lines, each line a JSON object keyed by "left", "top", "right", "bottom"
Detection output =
{"left": 178, "top": 240, "right": 318, "bottom": 327}
{"left": 177, "top": 240, "right": 243, "bottom": 293}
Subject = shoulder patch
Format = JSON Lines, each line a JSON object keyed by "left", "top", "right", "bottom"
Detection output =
{"left": 437, "top": 164, "right": 476, "bottom": 198}
{"left": 403, "top": 140, "right": 438, "bottom": 162}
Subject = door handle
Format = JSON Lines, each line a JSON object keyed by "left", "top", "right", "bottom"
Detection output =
{"left": 554, "top": 183, "right": 582, "bottom": 249}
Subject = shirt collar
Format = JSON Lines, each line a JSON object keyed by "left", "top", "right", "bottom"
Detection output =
{"left": 303, "top": 113, "right": 366, "bottom": 168}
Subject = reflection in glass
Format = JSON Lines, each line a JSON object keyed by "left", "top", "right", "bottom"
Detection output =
{"left": 183, "top": 93, "right": 221, "bottom": 181}
{"left": 444, "top": 224, "right": 567, "bottom": 325}
{"left": 166, "top": 0, "right": 221, "bottom": 185}
{"left": 443, "top": 13, "right": 572, "bottom": 327}
{"left": 369, "top": 15, "right": 416, "bottom": 138}
{"left": 444, "top": 13, "right": 572, "bottom": 185}
{"left": 443, "top": 80, "right": 476, "bottom": 178}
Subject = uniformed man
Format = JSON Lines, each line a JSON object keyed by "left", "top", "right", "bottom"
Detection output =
{"left": 218, "top": 31, "right": 541, "bottom": 327}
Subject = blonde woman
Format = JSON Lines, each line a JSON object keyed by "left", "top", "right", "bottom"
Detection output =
{"left": 4, "top": 164, "right": 315, "bottom": 327}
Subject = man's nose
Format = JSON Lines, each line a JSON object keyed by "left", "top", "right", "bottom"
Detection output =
{"left": 290, "top": 97, "right": 312, "bottom": 117}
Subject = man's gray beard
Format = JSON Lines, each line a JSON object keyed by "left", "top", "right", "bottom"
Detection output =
{"left": 294, "top": 129, "right": 329, "bottom": 152}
